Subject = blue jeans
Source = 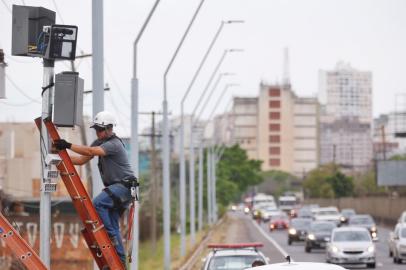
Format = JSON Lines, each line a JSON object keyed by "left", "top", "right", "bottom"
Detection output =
{"left": 93, "top": 183, "right": 131, "bottom": 264}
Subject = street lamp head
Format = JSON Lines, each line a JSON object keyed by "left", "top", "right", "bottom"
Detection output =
{"left": 220, "top": 72, "right": 236, "bottom": 76}
{"left": 228, "top": 48, "right": 244, "bottom": 53}
{"left": 224, "top": 20, "right": 245, "bottom": 24}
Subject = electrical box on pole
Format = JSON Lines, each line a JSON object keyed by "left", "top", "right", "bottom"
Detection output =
{"left": 54, "top": 72, "right": 84, "bottom": 127}
{"left": 11, "top": 5, "right": 55, "bottom": 57}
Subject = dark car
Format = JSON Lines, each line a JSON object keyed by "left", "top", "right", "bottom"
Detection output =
{"left": 288, "top": 218, "right": 312, "bottom": 245}
{"left": 305, "top": 221, "right": 336, "bottom": 253}
{"left": 340, "top": 208, "right": 356, "bottom": 224}
{"left": 348, "top": 214, "right": 378, "bottom": 241}
{"left": 269, "top": 213, "right": 289, "bottom": 231}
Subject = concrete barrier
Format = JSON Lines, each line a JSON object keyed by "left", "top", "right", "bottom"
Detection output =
{"left": 304, "top": 197, "right": 406, "bottom": 225}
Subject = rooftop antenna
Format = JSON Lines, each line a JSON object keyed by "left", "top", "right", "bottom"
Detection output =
{"left": 283, "top": 47, "right": 290, "bottom": 87}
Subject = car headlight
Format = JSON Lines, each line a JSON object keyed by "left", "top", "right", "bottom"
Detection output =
{"left": 308, "top": 234, "right": 315, "bottom": 240}
{"left": 244, "top": 207, "right": 249, "bottom": 213}
{"left": 367, "top": 245, "right": 375, "bottom": 253}
{"left": 370, "top": 226, "right": 377, "bottom": 232}
{"left": 340, "top": 216, "right": 346, "bottom": 222}
{"left": 331, "top": 245, "right": 340, "bottom": 253}
{"left": 371, "top": 232, "right": 377, "bottom": 238}
{"left": 289, "top": 228, "right": 297, "bottom": 235}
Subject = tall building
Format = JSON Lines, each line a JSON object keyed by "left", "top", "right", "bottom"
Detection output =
{"left": 229, "top": 97, "right": 258, "bottom": 160}
{"left": 319, "top": 62, "right": 373, "bottom": 170}
{"left": 257, "top": 83, "right": 319, "bottom": 176}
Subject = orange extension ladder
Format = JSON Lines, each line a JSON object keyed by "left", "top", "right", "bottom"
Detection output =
{"left": 35, "top": 117, "right": 125, "bottom": 270}
{"left": 0, "top": 213, "right": 48, "bottom": 270}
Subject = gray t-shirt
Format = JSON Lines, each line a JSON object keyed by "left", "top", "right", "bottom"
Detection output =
{"left": 91, "top": 135, "right": 135, "bottom": 187}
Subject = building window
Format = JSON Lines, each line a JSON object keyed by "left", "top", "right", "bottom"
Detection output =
{"left": 269, "top": 135, "right": 280, "bottom": 143}
{"left": 269, "top": 112, "right": 280, "bottom": 119}
{"left": 268, "top": 88, "right": 281, "bottom": 97}
{"left": 269, "top": 159, "right": 280, "bottom": 166}
{"left": 269, "top": 147, "right": 280, "bottom": 155}
{"left": 269, "top": 124, "right": 280, "bottom": 131}
{"left": 269, "top": 100, "right": 281, "bottom": 108}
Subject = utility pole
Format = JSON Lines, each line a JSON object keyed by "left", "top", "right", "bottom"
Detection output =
{"left": 381, "top": 125, "right": 387, "bottom": 160}
{"left": 91, "top": 0, "right": 104, "bottom": 197}
{"left": 131, "top": 2, "right": 161, "bottom": 268}
{"left": 150, "top": 112, "right": 158, "bottom": 252}
{"left": 39, "top": 58, "right": 54, "bottom": 268}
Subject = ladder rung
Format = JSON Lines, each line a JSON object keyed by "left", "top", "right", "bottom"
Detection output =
{"left": 85, "top": 220, "right": 97, "bottom": 224}
{"left": 93, "top": 224, "right": 104, "bottom": 233}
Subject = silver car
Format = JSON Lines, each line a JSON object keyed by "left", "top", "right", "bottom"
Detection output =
{"left": 326, "top": 227, "right": 376, "bottom": 268}
{"left": 202, "top": 243, "right": 269, "bottom": 270}
{"left": 391, "top": 223, "right": 406, "bottom": 264}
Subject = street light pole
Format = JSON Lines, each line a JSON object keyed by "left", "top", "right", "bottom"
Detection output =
{"left": 131, "top": 1, "right": 161, "bottom": 270}
{"left": 163, "top": 0, "right": 206, "bottom": 268}
{"left": 179, "top": 20, "right": 230, "bottom": 254}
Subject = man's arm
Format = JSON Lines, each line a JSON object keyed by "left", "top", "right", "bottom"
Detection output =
{"left": 70, "top": 144, "right": 106, "bottom": 157}
{"left": 70, "top": 155, "right": 93, "bottom": 165}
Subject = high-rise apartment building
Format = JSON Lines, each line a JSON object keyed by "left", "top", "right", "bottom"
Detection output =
{"left": 319, "top": 62, "right": 373, "bottom": 170}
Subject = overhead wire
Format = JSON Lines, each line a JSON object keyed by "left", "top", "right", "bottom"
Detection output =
{"left": 105, "top": 60, "right": 131, "bottom": 106}
{"left": 50, "top": 0, "right": 65, "bottom": 24}
{"left": 5, "top": 74, "right": 41, "bottom": 103}
{"left": 1, "top": 0, "right": 11, "bottom": 13}
{"left": 0, "top": 100, "right": 38, "bottom": 106}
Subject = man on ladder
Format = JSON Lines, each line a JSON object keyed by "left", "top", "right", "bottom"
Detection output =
{"left": 53, "top": 111, "right": 137, "bottom": 267}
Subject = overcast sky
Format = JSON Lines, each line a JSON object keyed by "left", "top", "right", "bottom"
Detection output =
{"left": 1, "top": 0, "right": 405, "bottom": 136}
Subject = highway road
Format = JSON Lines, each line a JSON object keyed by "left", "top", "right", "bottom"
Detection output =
{"left": 197, "top": 212, "right": 405, "bottom": 270}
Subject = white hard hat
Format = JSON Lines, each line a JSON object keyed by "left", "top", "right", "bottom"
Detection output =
{"left": 91, "top": 111, "right": 117, "bottom": 128}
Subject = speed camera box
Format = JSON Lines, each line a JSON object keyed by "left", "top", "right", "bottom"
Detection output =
{"left": 53, "top": 72, "right": 83, "bottom": 127}
{"left": 12, "top": 5, "right": 55, "bottom": 57}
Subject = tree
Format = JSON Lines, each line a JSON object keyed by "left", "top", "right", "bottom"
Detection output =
{"left": 326, "top": 171, "right": 354, "bottom": 197}
{"left": 303, "top": 163, "right": 354, "bottom": 198}
{"left": 215, "top": 144, "right": 263, "bottom": 208}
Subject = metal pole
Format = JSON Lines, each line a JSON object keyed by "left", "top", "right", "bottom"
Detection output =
{"left": 198, "top": 139, "right": 203, "bottom": 231}
{"left": 179, "top": 105, "right": 186, "bottom": 256}
{"left": 211, "top": 148, "right": 216, "bottom": 223}
{"left": 207, "top": 148, "right": 212, "bottom": 225}
{"left": 91, "top": 0, "right": 104, "bottom": 198}
{"left": 179, "top": 21, "right": 230, "bottom": 253}
{"left": 92, "top": 2, "right": 104, "bottom": 269}
{"left": 131, "top": 1, "right": 161, "bottom": 269}
{"left": 39, "top": 59, "right": 54, "bottom": 268}
{"left": 163, "top": 1, "right": 206, "bottom": 267}
{"left": 189, "top": 116, "right": 196, "bottom": 245}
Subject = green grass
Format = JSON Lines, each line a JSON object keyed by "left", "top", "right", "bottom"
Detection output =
{"left": 139, "top": 230, "right": 208, "bottom": 269}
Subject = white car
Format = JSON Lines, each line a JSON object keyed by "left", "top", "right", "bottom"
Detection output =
{"left": 398, "top": 211, "right": 406, "bottom": 224}
{"left": 313, "top": 207, "right": 341, "bottom": 225}
{"left": 391, "top": 223, "right": 406, "bottom": 264}
{"left": 246, "top": 262, "right": 346, "bottom": 270}
{"left": 261, "top": 207, "right": 282, "bottom": 222}
{"left": 326, "top": 227, "right": 376, "bottom": 268}
{"left": 201, "top": 243, "right": 270, "bottom": 270}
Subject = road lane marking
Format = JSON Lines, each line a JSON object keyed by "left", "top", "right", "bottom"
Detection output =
{"left": 251, "top": 220, "right": 291, "bottom": 260}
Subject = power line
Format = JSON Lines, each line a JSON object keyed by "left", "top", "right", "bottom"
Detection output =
{"left": 50, "top": 0, "right": 65, "bottom": 24}
{"left": 1, "top": 0, "right": 11, "bottom": 13}
{"left": 0, "top": 100, "right": 37, "bottom": 107}
{"left": 5, "top": 74, "right": 41, "bottom": 103}
{"left": 105, "top": 60, "right": 130, "bottom": 106}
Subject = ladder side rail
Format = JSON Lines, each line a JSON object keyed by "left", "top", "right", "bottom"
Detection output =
{"left": 40, "top": 118, "right": 125, "bottom": 270}
{"left": 0, "top": 213, "right": 48, "bottom": 270}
